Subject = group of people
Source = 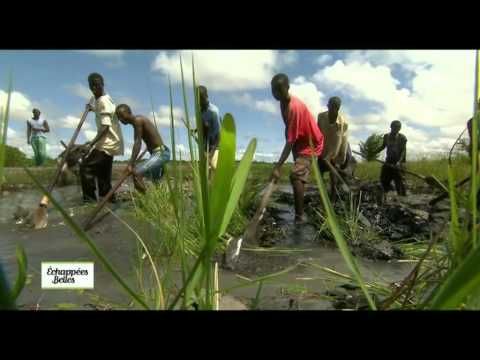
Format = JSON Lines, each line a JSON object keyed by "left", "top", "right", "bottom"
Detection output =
{"left": 268, "top": 73, "right": 408, "bottom": 223}
{"left": 27, "top": 71, "right": 409, "bottom": 217}
{"left": 27, "top": 72, "right": 222, "bottom": 204}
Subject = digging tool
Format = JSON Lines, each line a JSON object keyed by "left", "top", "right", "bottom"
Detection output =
{"left": 223, "top": 178, "right": 278, "bottom": 269}
{"left": 321, "top": 158, "right": 352, "bottom": 194}
{"left": 352, "top": 150, "right": 447, "bottom": 192}
{"left": 33, "top": 109, "right": 90, "bottom": 229}
{"left": 82, "top": 149, "right": 148, "bottom": 231}
{"left": 429, "top": 176, "right": 471, "bottom": 206}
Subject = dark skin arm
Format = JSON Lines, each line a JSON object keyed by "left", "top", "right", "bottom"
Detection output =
{"left": 398, "top": 138, "right": 407, "bottom": 166}
{"left": 271, "top": 142, "right": 294, "bottom": 180}
{"left": 42, "top": 120, "right": 50, "bottom": 133}
{"left": 376, "top": 135, "right": 387, "bottom": 154}
{"left": 127, "top": 121, "right": 143, "bottom": 173}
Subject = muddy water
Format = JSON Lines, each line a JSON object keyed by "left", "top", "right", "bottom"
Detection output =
{"left": 0, "top": 184, "right": 414, "bottom": 310}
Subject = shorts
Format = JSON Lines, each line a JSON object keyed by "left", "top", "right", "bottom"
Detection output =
{"left": 290, "top": 155, "right": 312, "bottom": 183}
{"left": 136, "top": 146, "right": 171, "bottom": 181}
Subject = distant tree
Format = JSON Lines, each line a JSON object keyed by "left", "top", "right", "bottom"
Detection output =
{"left": 4, "top": 145, "right": 30, "bottom": 167}
{"left": 359, "top": 133, "right": 384, "bottom": 161}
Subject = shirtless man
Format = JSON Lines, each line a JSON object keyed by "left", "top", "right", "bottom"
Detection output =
{"left": 115, "top": 104, "right": 171, "bottom": 193}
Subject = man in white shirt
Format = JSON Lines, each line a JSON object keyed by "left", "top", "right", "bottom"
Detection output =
{"left": 79, "top": 72, "right": 124, "bottom": 203}
{"left": 317, "top": 96, "right": 350, "bottom": 198}
{"left": 27, "top": 108, "right": 50, "bottom": 166}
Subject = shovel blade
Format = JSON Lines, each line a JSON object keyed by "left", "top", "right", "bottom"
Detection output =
{"left": 33, "top": 206, "right": 48, "bottom": 229}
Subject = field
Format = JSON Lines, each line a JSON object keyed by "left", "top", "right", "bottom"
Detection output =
{"left": 2, "top": 54, "right": 480, "bottom": 311}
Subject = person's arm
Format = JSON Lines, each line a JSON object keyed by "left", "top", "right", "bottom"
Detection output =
{"left": 87, "top": 125, "right": 109, "bottom": 148}
{"left": 271, "top": 142, "right": 294, "bottom": 180}
{"left": 376, "top": 135, "right": 387, "bottom": 154}
{"left": 271, "top": 102, "right": 297, "bottom": 180}
{"left": 42, "top": 120, "right": 50, "bottom": 133}
{"left": 338, "top": 122, "right": 349, "bottom": 167}
{"left": 27, "top": 122, "right": 32, "bottom": 145}
{"left": 127, "top": 122, "right": 143, "bottom": 173}
{"left": 398, "top": 137, "right": 407, "bottom": 166}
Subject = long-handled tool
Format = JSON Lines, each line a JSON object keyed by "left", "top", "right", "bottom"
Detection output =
{"left": 352, "top": 150, "right": 447, "bottom": 192}
{"left": 82, "top": 149, "right": 148, "bottom": 231}
{"left": 321, "top": 158, "right": 351, "bottom": 194}
{"left": 33, "top": 109, "right": 90, "bottom": 229}
{"left": 429, "top": 176, "right": 471, "bottom": 206}
{"left": 223, "top": 178, "right": 278, "bottom": 269}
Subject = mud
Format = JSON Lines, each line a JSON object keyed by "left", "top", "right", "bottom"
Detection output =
{"left": 1, "top": 181, "right": 417, "bottom": 310}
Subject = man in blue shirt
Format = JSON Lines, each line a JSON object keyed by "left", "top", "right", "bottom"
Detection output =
{"left": 198, "top": 85, "right": 221, "bottom": 170}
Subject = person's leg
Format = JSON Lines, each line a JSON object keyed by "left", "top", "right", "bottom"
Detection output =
{"left": 290, "top": 156, "right": 310, "bottom": 223}
{"left": 38, "top": 137, "right": 47, "bottom": 166}
{"left": 380, "top": 165, "right": 393, "bottom": 193}
{"left": 292, "top": 179, "right": 305, "bottom": 221}
{"left": 79, "top": 149, "right": 102, "bottom": 203}
{"left": 97, "top": 152, "right": 114, "bottom": 199}
{"left": 31, "top": 137, "right": 41, "bottom": 166}
{"left": 393, "top": 169, "right": 407, "bottom": 196}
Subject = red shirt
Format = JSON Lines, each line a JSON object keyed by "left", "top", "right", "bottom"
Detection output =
{"left": 285, "top": 96, "right": 324, "bottom": 157}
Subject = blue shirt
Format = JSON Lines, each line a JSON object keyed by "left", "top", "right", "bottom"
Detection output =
{"left": 201, "top": 102, "right": 221, "bottom": 152}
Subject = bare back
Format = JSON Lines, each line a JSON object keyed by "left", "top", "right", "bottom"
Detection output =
{"left": 136, "top": 116, "right": 164, "bottom": 153}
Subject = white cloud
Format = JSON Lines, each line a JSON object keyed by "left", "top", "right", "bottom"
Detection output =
{"left": 0, "top": 89, "right": 34, "bottom": 121}
{"left": 281, "top": 50, "right": 299, "bottom": 66}
{"left": 289, "top": 76, "right": 325, "bottom": 117}
{"left": 152, "top": 105, "right": 184, "bottom": 127}
{"left": 77, "top": 50, "right": 126, "bottom": 68}
{"left": 312, "top": 51, "right": 476, "bottom": 156}
{"left": 56, "top": 115, "right": 91, "bottom": 130}
{"left": 65, "top": 83, "right": 92, "bottom": 100}
{"left": 316, "top": 54, "right": 333, "bottom": 66}
{"left": 151, "top": 50, "right": 280, "bottom": 91}
{"left": 255, "top": 99, "right": 277, "bottom": 114}
{"left": 233, "top": 93, "right": 278, "bottom": 114}
{"left": 115, "top": 96, "right": 143, "bottom": 110}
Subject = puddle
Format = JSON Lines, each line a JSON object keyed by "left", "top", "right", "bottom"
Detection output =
{"left": 0, "top": 181, "right": 416, "bottom": 310}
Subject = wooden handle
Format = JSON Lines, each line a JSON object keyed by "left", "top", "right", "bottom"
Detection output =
{"left": 352, "top": 150, "right": 425, "bottom": 180}
{"left": 82, "top": 149, "right": 148, "bottom": 230}
{"left": 322, "top": 159, "right": 351, "bottom": 192}
{"left": 82, "top": 170, "right": 132, "bottom": 230}
{"left": 46, "top": 109, "right": 89, "bottom": 195}
{"left": 243, "top": 179, "right": 278, "bottom": 242}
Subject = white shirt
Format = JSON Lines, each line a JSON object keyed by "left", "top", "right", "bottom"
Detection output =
{"left": 88, "top": 94, "right": 124, "bottom": 157}
{"left": 28, "top": 118, "right": 47, "bottom": 138}
{"left": 317, "top": 111, "right": 349, "bottom": 165}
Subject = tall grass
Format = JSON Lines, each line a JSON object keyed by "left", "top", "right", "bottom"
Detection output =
{"left": 12, "top": 56, "right": 257, "bottom": 310}
{"left": 0, "top": 72, "right": 29, "bottom": 310}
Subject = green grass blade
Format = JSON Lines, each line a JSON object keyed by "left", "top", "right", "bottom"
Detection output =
{"left": 208, "top": 114, "right": 236, "bottom": 245}
{"left": 427, "top": 243, "right": 480, "bottom": 309}
{"left": 219, "top": 137, "right": 257, "bottom": 236}
{"left": 9, "top": 245, "right": 27, "bottom": 302}
{"left": 471, "top": 49, "right": 479, "bottom": 248}
{"left": 105, "top": 208, "right": 165, "bottom": 310}
{"left": 24, "top": 167, "right": 150, "bottom": 310}
{"left": 311, "top": 156, "right": 377, "bottom": 310}
{"left": 0, "top": 71, "right": 13, "bottom": 187}
{"left": 447, "top": 164, "right": 463, "bottom": 265}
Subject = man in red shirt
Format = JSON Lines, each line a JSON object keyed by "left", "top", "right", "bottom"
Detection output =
{"left": 270, "top": 73, "right": 324, "bottom": 223}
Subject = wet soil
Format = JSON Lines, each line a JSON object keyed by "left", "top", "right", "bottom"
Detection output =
{"left": 0, "top": 181, "right": 421, "bottom": 310}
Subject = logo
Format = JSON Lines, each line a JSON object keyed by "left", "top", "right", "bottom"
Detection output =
{"left": 41, "top": 262, "right": 94, "bottom": 289}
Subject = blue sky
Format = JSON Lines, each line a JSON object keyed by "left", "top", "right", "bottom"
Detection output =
{"left": 0, "top": 50, "right": 476, "bottom": 162}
